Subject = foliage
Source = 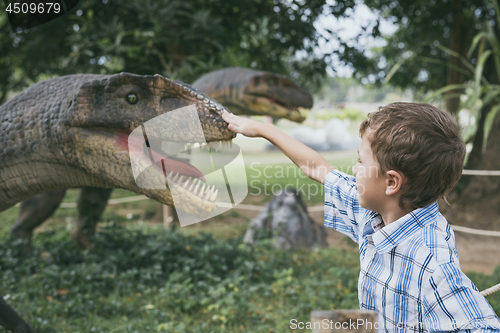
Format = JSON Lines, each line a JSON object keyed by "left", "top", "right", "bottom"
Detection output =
{"left": 1, "top": 224, "right": 498, "bottom": 332}
{"left": 0, "top": 226, "right": 361, "bottom": 332}
{"left": 467, "top": 265, "right": 500, "bottom": 316}
{"left": 0, "top": 0, "right": 362, "bottom": 104}
{"left": 315, "top": 76, "right": 399, "bottom": 104}
{"left": 337, "top": 0, "right": 496, "bottom": 92}
{"left": 426, "top": 0, "right": 500, "bottom": 149}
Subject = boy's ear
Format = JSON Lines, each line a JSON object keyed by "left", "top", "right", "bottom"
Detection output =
{"left": 385, "top": 170, "right": 406, "bottom": 196}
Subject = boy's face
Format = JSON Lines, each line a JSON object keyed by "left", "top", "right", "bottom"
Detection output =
{"left": 352, "top": 129, "right": 388, "bottom": 212}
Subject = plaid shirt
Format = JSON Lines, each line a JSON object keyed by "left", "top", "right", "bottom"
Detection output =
{"left": 324, "top": 169, "right": 500, "bottom": 332}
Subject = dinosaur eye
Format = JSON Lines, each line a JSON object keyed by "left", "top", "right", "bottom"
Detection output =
{"left": 126, "top": 93, "right": 138, "bottom": 104}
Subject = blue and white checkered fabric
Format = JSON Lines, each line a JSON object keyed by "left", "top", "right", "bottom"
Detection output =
{"left": 324, "top": 169, "right": 500, "bottom": 332}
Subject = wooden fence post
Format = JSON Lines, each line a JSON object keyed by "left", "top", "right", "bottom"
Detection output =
{"left": 310, "top": 310, "right": 378, "bottom": 333}
{"left": 162, "top": 205, "right": 174, "bottom": 227}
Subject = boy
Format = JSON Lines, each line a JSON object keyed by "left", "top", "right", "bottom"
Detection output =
{"left": 221, "top": 102, "right": 500, "bottom": 332}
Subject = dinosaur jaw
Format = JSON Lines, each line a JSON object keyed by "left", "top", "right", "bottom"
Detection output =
{"left": 73, "top": 127, "right": 234, "bottom": 218}
{"left": 239, "top": 94, "right": 307, "bottom": 123}
{"left": 166, "top": 172, "right": 219, "bottom": 217}
{"left": 127, "top": 138, "right": 236, "bottom": 218}
{"left": 124, "top": 132, "right": 235, "bottom": 217}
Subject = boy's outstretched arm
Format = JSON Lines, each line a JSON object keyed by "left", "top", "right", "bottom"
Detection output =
{"left": 221, "top": 111, "right": 334, "bottom": 184}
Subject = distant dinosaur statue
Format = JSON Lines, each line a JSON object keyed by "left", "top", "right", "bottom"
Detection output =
{"left": 192, "top": 67, "right": 312, "bottom": 122}
{"left": 11, "top": 68, "right": 314, "bottom": 250}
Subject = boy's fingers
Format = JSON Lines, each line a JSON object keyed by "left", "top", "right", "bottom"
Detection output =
{"left": 221, "top": 110, "right": 235, "bottom": 123}
{"left": 222, "top": 110, "right": 239, "bottom": 120}
{"left": 223, "top": 113, "right": 242, "bottom": 126}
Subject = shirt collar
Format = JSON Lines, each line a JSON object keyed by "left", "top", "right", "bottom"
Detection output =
{"left": 371, "top": 202, "right": 440, "bottom": 254}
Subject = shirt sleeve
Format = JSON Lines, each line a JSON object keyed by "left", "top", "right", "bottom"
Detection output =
{"left": 324, "top": 169, "right": 363, "bottom": 243}
{"left": 423, "top": 262, "right": 500, "bottom": 332}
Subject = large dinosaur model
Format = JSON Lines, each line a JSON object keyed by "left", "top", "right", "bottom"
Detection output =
{"left": 192, "top": 67, "right": 312, "bottom": 122}
{"left": 11, "top": 68, "right": 314, "bottom": 249}
{"left": 0, "top": 72, "right": 234, "bottom": 333}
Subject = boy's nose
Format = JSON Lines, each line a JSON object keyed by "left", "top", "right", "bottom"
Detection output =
{"left": 353, "top": 163, "right": 359, "bottom": 176}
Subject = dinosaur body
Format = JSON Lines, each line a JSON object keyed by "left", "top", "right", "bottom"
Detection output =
{"left": 12, "top": 68, "right": 314, "bottom": 249}
{"left": 0, "top": 73, "right": 234, "bottom": 333}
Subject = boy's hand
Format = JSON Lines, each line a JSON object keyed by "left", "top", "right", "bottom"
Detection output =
{"left": 221, "top": 109, "right": 333, "bottom": 183}
{"left": 221, "top": 110, "right": 267, "bottom": 138}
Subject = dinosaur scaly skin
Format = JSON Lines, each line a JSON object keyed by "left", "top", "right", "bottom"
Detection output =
{"left": 1, "top": 73, "right": 234, "bottom": 221}
{"left": 192, "top": 67, "right": 313, "bottom": 122}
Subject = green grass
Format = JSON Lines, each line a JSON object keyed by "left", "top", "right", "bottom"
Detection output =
{"left": 1, "top": 150, "right": 499, "bottom": 332}
{"left": 0, "top": 226, "right": 361, "bottom": 333}
{"left": 1, "top": 224, "right": 498, "bottom": 333}
{"left": 243, "top": 150, "right": 357, "bottom": 205}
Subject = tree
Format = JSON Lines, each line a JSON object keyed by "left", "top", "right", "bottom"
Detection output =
{"left": 336, "top": 0, "right": 495, "bottom": 114}
{"left": 0, "top": 0, "right": 359, "bottom": 104}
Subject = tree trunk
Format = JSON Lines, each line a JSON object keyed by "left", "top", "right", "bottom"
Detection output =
{"left": 445, "top": 0, "right": 465, "bottom": 115}
{"left": 441, "top": 110, "right": 500, "bottom": 231}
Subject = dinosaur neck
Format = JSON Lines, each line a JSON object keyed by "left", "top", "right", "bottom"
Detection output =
{"left": 0, "top": 76, "right": 83, "bottom": 212}
{"left": 0, "top": 160, "right": 114, "bottom": 212}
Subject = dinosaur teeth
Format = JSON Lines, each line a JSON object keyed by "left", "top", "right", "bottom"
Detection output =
{"left": 202, "top": 185, "right": 212, "bottom": 201}
{"left": 204, "top": 190, "right": 211, "bottom": 200}
{"left": 210, "top": 189, "right": 218, "bottom": 202}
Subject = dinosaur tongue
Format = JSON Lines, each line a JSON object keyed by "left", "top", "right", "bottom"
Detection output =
{"left": 148, "top": 145, "right": 205, "bottom": 181}
{"left": 116, "top": 131, "right": 205, "bottom": 181}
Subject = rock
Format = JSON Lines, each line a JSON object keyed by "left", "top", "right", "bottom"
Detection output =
{"left": 292, "top": 126, "right": 326, "bottom": 145}
{"left": 325, "top": 118, "right": 351, "bottom": 144}
{"left": 325, "top": 118, "right": 361, "bottom": 150}
{"left": 243, "top": 188, "right": 327, "bottom": 250}
{"left": 290, "top": 126, "right": 330, "bottom": 151}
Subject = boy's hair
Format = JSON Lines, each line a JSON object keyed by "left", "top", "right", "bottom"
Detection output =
{"left": 359, "top": 102, "right": 466, "bottom": 210}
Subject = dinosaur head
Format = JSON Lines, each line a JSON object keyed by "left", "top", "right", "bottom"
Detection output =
{"left": 9, "top": 72, "right": 235, "bottom": 217}
{"left": 192, "top": 67, "right": 313, "bottom": 123}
